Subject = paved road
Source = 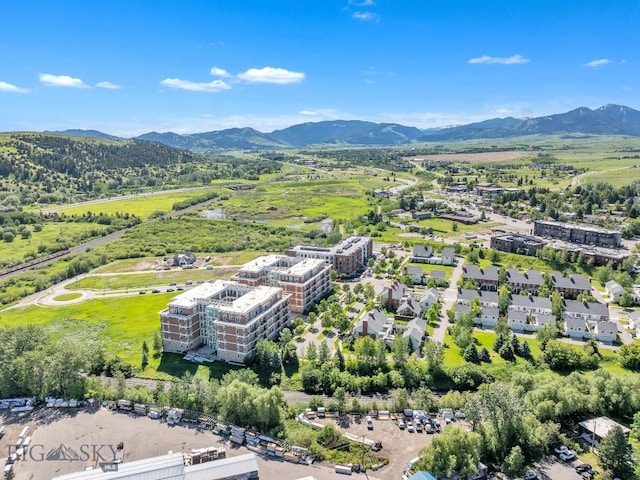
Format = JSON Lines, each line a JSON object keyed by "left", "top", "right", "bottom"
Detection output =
{"left": 433, "top": 258, "right": 465, "bottom": 342}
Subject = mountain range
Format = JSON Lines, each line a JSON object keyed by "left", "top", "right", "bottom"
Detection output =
{"left": 52, "top": 104, "right": 640, "bottom": 151}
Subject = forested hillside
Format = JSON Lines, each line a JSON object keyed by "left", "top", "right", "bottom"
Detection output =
{"left": 0, "top": 133, "right": 281, "bottom": 207}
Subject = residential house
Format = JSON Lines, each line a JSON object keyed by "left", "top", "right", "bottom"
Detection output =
{"left": 504, "top": 269, "right": 544, "bottom": 295}
{"left": 353, "top": 308, "right": 393, "bottom": 340}
{"left": 441, "top": 247, "right": 456, "bottom": 266}
{"left": 456, "top": 289, "right": 499, "bottom": 308}
{"left": 595, "top": 321, "right": 617, "bottom": 344}
{"left": 418, "top": 288, "right": 439, "bottom": 311}
{"left": 402, "top": 317, "right": 428, "bottom": 351}
{"left": 565, "top": 317, "right": 588, "bottom": 340}
{"left": 404, "top": 265, "right": 425, "bottom": 285}
{"left": 604, "top": 280, "right": 624, "bottom": 303}
{"left": 461, "top": 265, "right": 500, "bottom": 291}
{"left": 454, "top": 304, "right": 499, "bottom": 328}
{"left": 508, "top": 294, "right": 552, "bottom": 315}
{"left": 563, "top": 300, "right": 610, "bottom": 323}
{"left": 411, "top": 245, "right": 433, "bottom": 262}
{"left": 381, "top": 280, "right": 408, "bottom": 311}
{"left": 508, "top": 311, "right": 555, "bottom": 333}
{"left": 173, "top": 252, "right": 196, "bottom": 267}
{"left": 412, "top": 211, "right": 432, "bottom": 220}
{"left": 429, "top": 269, "right": 446, "bottom": 285}
{"left": 551, "top": 272, "right": 591, "bottom": 299}
{"left": 397, "top": 296, "right": 422, "bottom": 318}
{"left": 578, "top": 416, "right": 630, "bottom": 447}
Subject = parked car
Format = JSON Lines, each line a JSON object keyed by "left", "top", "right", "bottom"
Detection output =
{"left": 397, "top": 419, "right": 405, "bottom": 430}
{"left": 415, "top": 420, "right": 423, "bottom": 433}
{"left": 554, "top": 446, "right": 569, "bottom": 455}
{"left": 559, "top": 451, "right": 577, "bottom": 462}
{"left": 167, "top": 288, "right": 175, "bottom": 292}
{"left": 522, "top": 472, "right": 538, "bottom": 480}
{"left": 407, "top": 421, "right": 414, "bottom": 433}
{"left": 575, "top": 464, "right": 592, "bottom": 473}
{"left": 366, "top": 416, "right": 373, "bottom": 430}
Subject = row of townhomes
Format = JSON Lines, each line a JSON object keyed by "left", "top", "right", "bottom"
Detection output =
{"left": 462, "top": 265, "right": 592, "bottom": 299}
{"left": 453, "top": 285, "right": 616, "bottom": 343}
{"left": 160, "top": 237, "right": 373, "bottom": 364}
{"left": 352, "top": 280, "right": 439, "bottom": 351}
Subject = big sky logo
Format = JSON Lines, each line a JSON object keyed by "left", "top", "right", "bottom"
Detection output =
{"left": 9, "top": 443, "right": 121, "bottom": 462}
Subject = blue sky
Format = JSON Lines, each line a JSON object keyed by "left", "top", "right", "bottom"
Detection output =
{"left": 0, "top": 0, "right": 638, "bottom": 136}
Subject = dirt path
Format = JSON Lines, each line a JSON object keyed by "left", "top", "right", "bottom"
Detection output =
{"left": 571, "top": 166, "right": 632, "bottom": 187}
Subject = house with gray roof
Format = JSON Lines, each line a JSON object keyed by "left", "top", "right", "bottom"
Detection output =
{"left": 402, "top": 317, "right": 427, "bottom": 351}
{"left": 429, "top": 269, "right": 446, "bottom": 285}
{"left": 462, "top": 265, "right": 499, "bottom": 291}
{"left": 381, "top": 280, "right": 408, "bottom": 311}
{"left": 397, "top": 296, "right": 422, "bottom": 318}
{"left": 456, "top": 289, "right": 499, "bottom": 308}
{"left": 412, "top": 245, "right": 433, "bottom": 262}
{"left": 630, "top": 311, "right": 640, "bottom": 339}
{"left": 354, "top": 308, "right": 393, "bottom": 340}
{"left": 508, "top": 294, "right": 552, "bottom": 315}
{"left": 505, "top": 268, "right": 544, "bottom": 295}
{"left": 454, "top": 304, "right": 499, "bottom": 328}
{"left": 441, "top": 247, "right": 456, "bottom": 266}
{"left": 563, "top": 299, "right": 609, "bottom": 322}
{"left": 595, "top": 321, "right": 617, "bottom": 344}
{"left": 551, "top": 272, "right": 591, "bottom": 299}
{"left": 508, "top": 311, "right": 555, "bottom": 333}
{"left": 565, "top": 317, "right": 588, "bottom": 340}
{"left": 604, "top": 280, "right": 624, "bottom": 303}
{"left": 404, "top": 265, "right": 425, "bottom": 285}
{"left": 418, "top": 288, "right": 439, "bottom": 310}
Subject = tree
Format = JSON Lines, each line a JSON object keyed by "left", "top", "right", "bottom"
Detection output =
{"left": 278, "top": 328, "right": 293, "bottom": 345}
{"left": 498, "top": 284, "right": 510, "bottom": 316}
{"left": 452, "top": 222, "right": 459, "bottom": 232}
{"left": 333, "top": 387, "right": 347, "bottom": 413}
{"left": 463, "top": 345, "right": 479, "bottom": 363}
{"left": 422, "top": 340, "right": 445, "bottom": 374}
{"left": 537, "top": 324, "right": 557, "bottom": 351}
{"left": 306, "top": 343, "right": 318, "bottom": 365}
{"left": 2, "top": 231, "right": 14, "bottom": 243}
{"left": 488, "top": 249, "right": 500, "bottom": 264}
{"left": 334, "top": 347, "right": 345, "bottom": 371}
{"left": 551, "top": 291, "right": 564, "bottom": 319}
{"left": 318, "top": 340, "right": 331, "bottom": 365}
{"left": 141, "top": 341, "right": 149, "bottom": 369}
{"left": 153, "top": 329, "right": 163, "bottom": 355}
{"left": 618, "top": 341, "right": 640, "bottom": 370}
{"left": 417, "top": 426, "right": 481, "bottom": 478}
{"left": 598, "top": 426, "right": 634, "bottom": 479}
{"left": 392, "top": 335, "right": 409, "bottom": 369}
{"left": 502, "top": 446, "right": 526, "bottom": 477}
{"left": 478, "top": 347, "right": 490, "bottom": 362}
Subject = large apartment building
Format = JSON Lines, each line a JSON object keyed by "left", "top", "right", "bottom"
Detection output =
{"left": 285, "top": 236, "right": 373, "bottom": 277}
{"left": 533, "top": 220, "right": 622, "bottom": 248}
{"left": 490, "top": 233, "right": 546, "bottom": 255}
{"left": 234, "top": 255, "right": 331, "bottom": 313}
{"left": 160, "top": 281, "right": 290, "bottom": 363}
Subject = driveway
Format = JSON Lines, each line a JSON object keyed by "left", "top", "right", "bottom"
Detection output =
{"left": 591, "top": 287, "right": 634, "bottom": 345}
{"left": 433, "top": 258, "right": 465, "bottom": 342}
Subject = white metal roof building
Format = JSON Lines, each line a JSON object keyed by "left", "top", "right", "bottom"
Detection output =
{"left": 52, "top": 452, "right": 259, "bottom": 480}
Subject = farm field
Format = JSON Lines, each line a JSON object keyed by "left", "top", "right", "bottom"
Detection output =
{"left": 0, "top": 222, "right": 108, "bottom": 264}
{"left": 48, "top": 187, "right": 221, "bottom": 220}
{"left": 410, "top": 151, "right": 531, "bottom": 163}
{"left": 67, "top": 267, "right": 236, "bottom": 290}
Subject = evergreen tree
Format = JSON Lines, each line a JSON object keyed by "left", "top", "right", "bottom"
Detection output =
{"left": 598, "top": 426, "right": 634, "bottom": 479}
{"left": 141, "top": 341, "right": 149, "bottom": 369}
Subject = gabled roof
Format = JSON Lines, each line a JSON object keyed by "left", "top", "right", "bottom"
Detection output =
{"left": 429, "top": 269, "right": 446, "bottom": 280}
{"left": 383, "top": 280, "right": 407, "bottom": 301}
{"left": 456, "top": 288, "right": 498, "bottom": 304}
{"left": 551, "top": 272, "right": 591, "bottom": 290}
{"left": 441, "top": 247, "right": 455, "bottom": 257}
{"left": 355, "top": 308, "right": 391, "bottom": 334}
{"left": 420, "top": 288, "right": 439, "bottom": 304}
{"left": 629, "top": 310, "right": 640, "bottom": 327}
{"left": 507, "top": 310, "right": 528, "bottom": 322}
{"left": 463, "top": 264, "right": 499, "bottom": 282}
{"left": 405, "top": 265, "right": 424, "bottom": 276}
{"left": 510, "top": 294, "right": 552, "bottom": 310}
{"left": 565, "top": 317, "right": 587, "bottom": 330}
{"left": 403, "top": 318, "right": 427, "bottom": 343}
{"left": 505, "top": 268, "right": 544, "bottom": 286}
{"left": 397, "top": 297, "right": 422, "bottom": 317}
{"left": 563, "top": 299, "right": 609, "bottom": 317}
{"left": 413, "top": 245, "right": 433, "bottom": 258}
{"left": 595, "top": 321, "right": 617, "bottom": 336}
{"left": 605, "top": 279, "right": 621, "bottom": 290}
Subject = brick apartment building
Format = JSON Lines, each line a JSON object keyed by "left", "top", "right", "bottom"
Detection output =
{"left": 286, "top": 236, "right": 373, "bottom": 277}
{"left": 533, "top": 220, "right": 622, "bottom": 248}
{"left": 160, "top": 280, "right": 290, "bottom": 363}
{"left": 490, "top": 233, "right": 546, "bottom": 255}
{"left": 234, "top": 255, "right": 331, "bottom": 313}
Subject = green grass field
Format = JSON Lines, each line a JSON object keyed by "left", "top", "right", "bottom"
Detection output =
{"left": 67, "top": 268, "right": 235, "bottom": 290}
{"left": 406, "top": 262, "right": 455, "bottom": 281}
{"left": 0, "top": 222, "right": 108, "bottom": 264}
{"left": 51, "top": 188, "right": 221, "bottom": 220}
{"left": 52, "top": 292, "right": 83, "bottom": 301}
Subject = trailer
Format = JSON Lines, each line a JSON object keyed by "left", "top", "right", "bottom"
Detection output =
{"left": 116, "top": 400, "right": 133, "bottom": 411}
{"left": 133, "top": 403, "right": 148, "bottom": 416}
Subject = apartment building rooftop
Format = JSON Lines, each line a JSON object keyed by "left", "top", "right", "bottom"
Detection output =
{"left": 168, "top": 282, "right": 226, "bottom": 309}
{"left": 535, "top": 220, "right": 621, "bottom": 235}
{"left": 282, "top": 258, "right": 326, "bottom": 277}
{"left": 238, "top": 254, "right": 282, "bottom": 273}
{"left": 214, "top": 284, "right": 282, "bottom": 315}
{"left": 563, "top": 299, "right": 609, "bottom": 317}
{"left": 510, "top": 294, "right": 552, "bottom": 310}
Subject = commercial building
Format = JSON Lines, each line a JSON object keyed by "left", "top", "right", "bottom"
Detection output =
{"left": 52, "top": 452, "right": 259, "bottom": 480}
{"left": 490, "top": 233, "right": 546, "bottom": 256}
{"left": 161, "top": 281, "right": 290, "bottom": 363}
{"left": 286, "top": 236, "right": 373, "bottom": 277}
{"left": 533, "top": 220, "right": 622, "bottom": 248}
{"left": 578, "top": 417, "right": 630, "bottom": 447}
{"left": 234, "top": 255, "right": 331, "bottom": 313}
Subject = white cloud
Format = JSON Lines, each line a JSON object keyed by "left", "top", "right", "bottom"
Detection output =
{"left": 299, "top": 110, "right": 318, "bottom": 116}
{"left": 237, "top": 67, "right": 305, "bottom": 84}
{"left": 96, "top": 81, "right": 121, "bottom": 89}
{"left": 39, "top": 73, "right": 88, "bottom": 88}
{"left": 210, "top": 67, "right": 231, "bottom": 78}
{"left": 468, "top": 54, "right": 530, "bottom": 65}
{"left": 160, "top": 78, "right": 231, "bottom": 92}
{"left": 352, "top": 11, "right": 379, "bottom": 21}
{"left": 584, "top": 58, "right": 612, "bottom": 68}
{"left": 0, "top": 81, "right": 29, "bottom": 93}
{"left": 349, "top": 0, "right": 376, "bottom": 5}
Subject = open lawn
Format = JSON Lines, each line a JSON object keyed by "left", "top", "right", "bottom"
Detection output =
{"left": 50, "top": 188, "right": 221, "bottom": 220}
{"left": 67, "top": 267, "right": 236, "bottom": 290}
{"left": 52, "top": 292, "right": 82, "bottom": 301}
{"left": 0, "top": 222, "right": 108, "bottom": 265}
{"left": 406, "top": 262, "right": 455, "bottom": 281}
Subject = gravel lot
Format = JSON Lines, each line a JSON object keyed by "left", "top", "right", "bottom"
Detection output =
{"left": 1, "top": 408, "right": 390, "bottom": 480}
